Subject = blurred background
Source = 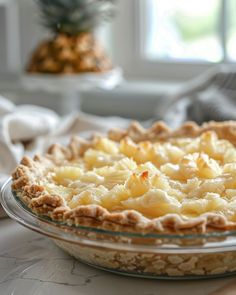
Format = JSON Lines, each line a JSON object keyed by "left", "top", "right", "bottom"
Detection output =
{"left": 0, "top": 0, "right": 235, "bottom": 120}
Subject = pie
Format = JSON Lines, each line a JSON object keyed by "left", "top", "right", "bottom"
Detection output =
{"left": 11, "top": 121, "right": 236, "bottom": 234}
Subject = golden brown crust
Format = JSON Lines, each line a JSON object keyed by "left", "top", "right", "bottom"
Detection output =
{"left": 108, "top": 121, "right": 236, "bottom": 144}
{"left": 11, "top": 120, "right": 236, "bottom": 234}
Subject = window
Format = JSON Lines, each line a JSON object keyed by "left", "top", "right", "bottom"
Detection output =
{"left": 145, "top": 0, "right": 223, "bottom": 62}
{"left": 112, "top": 0, "right": 236, "bottom": 81}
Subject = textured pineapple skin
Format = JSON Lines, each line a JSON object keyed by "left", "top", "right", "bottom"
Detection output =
{"left": 26, "top": 33, "right": 113, "bottom": 74}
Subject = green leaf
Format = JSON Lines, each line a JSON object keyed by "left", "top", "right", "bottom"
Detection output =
{"left": 35, "top": 0, "right": 117, "bottom": 34}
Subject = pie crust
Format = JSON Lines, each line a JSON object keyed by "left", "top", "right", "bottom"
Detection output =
{"left": 11, "top": 121, "right": 236, "bottom": 234}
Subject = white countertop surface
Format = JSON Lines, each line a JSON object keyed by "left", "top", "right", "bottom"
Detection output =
{"left": 1, "top": 218, "right": 236, "bottom": 295}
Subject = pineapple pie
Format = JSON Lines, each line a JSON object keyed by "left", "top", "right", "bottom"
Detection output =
{"left": 11, "top": 121, "right": 236, "bottom": 234}
{"left": 26, "top": 0, "right": 115, "bottom": 74}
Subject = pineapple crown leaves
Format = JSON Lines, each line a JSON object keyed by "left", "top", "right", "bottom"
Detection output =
{"left": 35, "top": 0, "right": 117, "bottom": 35}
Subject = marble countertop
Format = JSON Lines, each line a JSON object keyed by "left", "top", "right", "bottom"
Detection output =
{"left": 1, "top": 219, "right": 236, "bottom": 295}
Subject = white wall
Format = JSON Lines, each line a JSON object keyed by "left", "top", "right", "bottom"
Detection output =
{"left": 0, "top": 0, "right": 22, "bottom": 74}
{"left": 18, "top": 0, "right": 48, "bottom": 71}
{"left": 0, "top": 5, "right": 7, "bottom": 74}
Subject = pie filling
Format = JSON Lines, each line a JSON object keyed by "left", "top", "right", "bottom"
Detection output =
{"left": 38, "top": 131, "right": 236, "bottom": 221}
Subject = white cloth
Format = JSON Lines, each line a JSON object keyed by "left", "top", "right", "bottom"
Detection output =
{"left": 0, "top": 95, "right": 129, "bottom": 186}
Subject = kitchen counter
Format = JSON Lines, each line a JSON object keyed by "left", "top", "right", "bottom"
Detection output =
{"left": 1, "top": 218, "right": 236, "bottom": 295}
{"left": 0, "top": 75, "right": 181, "bottom": 119}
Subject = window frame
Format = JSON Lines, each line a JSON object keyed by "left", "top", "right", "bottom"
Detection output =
{"left": 111, "top": 0, "right": 232, "bottom": 81}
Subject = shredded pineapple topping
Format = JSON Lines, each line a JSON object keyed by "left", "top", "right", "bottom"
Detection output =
{"left": 44, "top": 131, "right": 236, "bottom": 220}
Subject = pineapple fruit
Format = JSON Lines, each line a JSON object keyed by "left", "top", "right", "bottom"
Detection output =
{"left": 27, "top": 0, "right": 116, "bottom": 74}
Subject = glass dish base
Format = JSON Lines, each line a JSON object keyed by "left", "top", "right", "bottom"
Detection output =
{"left": 68, "top": 258, "right": 236, "bottom": 281}
{"left": 53, "top": 239, "right": 236, "bottom": 280}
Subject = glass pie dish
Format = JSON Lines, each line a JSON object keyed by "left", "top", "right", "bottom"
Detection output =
{"left": 2, "top": 179, "right": 236, "bottom": 280}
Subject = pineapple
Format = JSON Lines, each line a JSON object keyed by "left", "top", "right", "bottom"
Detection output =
{"left": 27, "top": 0, "right": 116, "bottom": 74}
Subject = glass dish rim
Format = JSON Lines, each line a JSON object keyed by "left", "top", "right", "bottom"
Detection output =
{"left": 4, "top": 178, "right": 236, "bottom": 253}
{"left": 4, "top": 178, "right": 236, "bottom": 240}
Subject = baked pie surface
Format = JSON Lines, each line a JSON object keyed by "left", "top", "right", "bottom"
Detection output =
{"left": 11, "top": 121, "right": 236, "bottom": 234}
